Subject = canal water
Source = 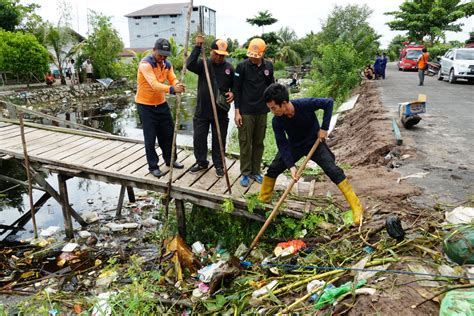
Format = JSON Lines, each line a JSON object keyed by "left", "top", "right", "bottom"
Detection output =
{"left": 0, "top": 94, "right": 238, "bottom": 241}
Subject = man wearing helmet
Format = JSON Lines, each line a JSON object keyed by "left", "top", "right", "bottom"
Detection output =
{"left": 234, "top": 38, "right": 275, "bottom": 187}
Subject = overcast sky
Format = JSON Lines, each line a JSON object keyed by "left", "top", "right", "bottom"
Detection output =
{"left": 30, "top": 0, "right": 474, "bottom": 49}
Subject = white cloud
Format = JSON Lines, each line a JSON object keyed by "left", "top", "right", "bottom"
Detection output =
{"left": 30, "top": 0, "right": 473, "bottom": 49}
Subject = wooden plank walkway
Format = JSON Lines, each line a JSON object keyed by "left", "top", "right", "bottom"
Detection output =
{"left": 0, "top": 121, "right": 311, "bottom": 222}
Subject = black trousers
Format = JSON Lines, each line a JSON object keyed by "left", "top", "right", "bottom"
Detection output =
{"left": 137, "top": 103, "right": 174, "bottom": 171}
{"left": 193, "top": 116, "right": 229, "bottom": 169}
{"left": 266, "top": 142, "right": 346, "bottom": 185}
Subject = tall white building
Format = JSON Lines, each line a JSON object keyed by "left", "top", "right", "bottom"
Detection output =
{"left": 125, "top": 3, "right": 216, "bottom": 48}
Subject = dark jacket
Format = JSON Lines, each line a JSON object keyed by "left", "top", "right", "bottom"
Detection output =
{"left": 272, "top": 98, "right": 333, "bottom": 168}
{"left": 186, "top": 45, "right": 234, "bottom": 119}
{"left": 234, "top": 59, "right": 274, "bottom": 115}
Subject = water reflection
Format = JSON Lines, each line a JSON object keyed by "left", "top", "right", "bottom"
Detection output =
{"left": 0, "top": 94, "right": 197, "bottom": 240}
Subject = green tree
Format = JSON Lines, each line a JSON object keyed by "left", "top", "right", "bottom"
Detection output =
{"left": 296, "top": 31, "right": 322, "bottom": 64}
{"left": 386, "top": 34, "right": 408, "bottom": 62}
{"left": 385, "top": 0, "right": 474, "bottom": 45}
{"left": 276, "top": 27, "right": 301, "bottom": 65}
{"left": 0, "top": 0, "right": 40, "bottom": 32}
{"left": 308, "top": 43, "right": 362, "bottom": 105}
{"left": 44, "top": 24, "right": 77, "bottom": 85}
{"left": 0, "top": 30, "right": 50, "bottom": 87}
{"left": 246, "top": 10, "right": 277, "bottom": 33}
{"left": 83, "top": 11, "right": 124, "bottom": 78}
{"left": 320, "top": 4, "right": 380, "bottom": 64}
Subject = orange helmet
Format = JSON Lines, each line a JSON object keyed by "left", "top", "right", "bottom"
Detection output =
{"left": 247, "top": 38, "right": 266, "bottom": 58}
{"left": 211, "top": 39, "right": 229, "bottom": 56}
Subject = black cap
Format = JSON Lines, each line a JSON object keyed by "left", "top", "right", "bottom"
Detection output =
{"left": 154, "top": 38, "right": 171, "bottom": 56}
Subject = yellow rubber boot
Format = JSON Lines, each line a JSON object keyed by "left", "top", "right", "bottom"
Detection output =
{"left": 258, "top": 176, "right": 276, "bottom": 203}
{"left": 337, "top": 178, "right": 364, "bottom": 225}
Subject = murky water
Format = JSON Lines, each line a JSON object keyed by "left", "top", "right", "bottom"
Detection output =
{"left": 0, "top": 94, "right": 209, "bottom": 240}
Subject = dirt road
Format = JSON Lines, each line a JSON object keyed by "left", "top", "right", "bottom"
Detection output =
{"left": 377, "top": 63, "right": 474, "bottom": 206}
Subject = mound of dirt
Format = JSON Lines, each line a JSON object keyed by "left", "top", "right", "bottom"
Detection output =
{"left": 314, "top": 81, "right": 422, "bottom": 208}
{"left": 330, "top": 81, "right": 394, "bottom": 167}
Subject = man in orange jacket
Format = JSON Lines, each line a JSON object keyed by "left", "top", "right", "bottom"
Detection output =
{"left": 135, "top": 38, "right": 186, "bottom": 177}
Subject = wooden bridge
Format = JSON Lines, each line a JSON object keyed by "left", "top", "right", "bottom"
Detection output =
{"left": 0, "top": 119, "right": 314, "bottom": 239}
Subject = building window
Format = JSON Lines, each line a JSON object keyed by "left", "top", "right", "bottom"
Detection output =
{"left": 205, "top": 8, "right": 207, "bottom": 12}
{"left": 193, "top": 7, "right": 198, "bottom": 11}
{"left": 155, "top": 35, "right": 158, "bottom": 37}
{"left": 135, "top": 23, "right": 139, "bottom": 25}
{"left": 152, "top": 15, "right": 159, "bottom": 18}
{"left": 191, "top": 20, "right": 195, "bottom": 23}
{"left": 153, "top": 22, "right": 157, "bottom": 25}
{"left": 137, "top": 35, "right": 141, "bottom": 38}
{"left": 133, "top": 17, "right": 141, "bottom": 20}
{"left": 172, "top": 33, "right": 177, "bottom": 37}
{"left": 170, "top": 14, "right": 177, "bottom": 18}
{"left": 171, "top": 21, "right": 175, "bottom": 24}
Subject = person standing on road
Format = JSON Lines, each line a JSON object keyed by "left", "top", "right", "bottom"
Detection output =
{"left": 234, "top": 38, "right": 274, "bottom": 187}
{"left": 381, "top": 52, "right": 388, "bottom": 79}
{"left": 135, "top": 38, "right": 186, "bottom": 177}
{"left": 259, "top": 83, "right": 364, "bottom": 225}
{"left": 417, "top": 48, "right": 429, "bottom": 86}
{"left": 373, "top": 53, "right": 382, "bottom": 80}
{"left": 186, "top": 35, "right": 234, "bottom": 178}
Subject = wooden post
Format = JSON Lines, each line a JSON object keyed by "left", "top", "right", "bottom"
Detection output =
{"left": 18, "top": 111, "right": 38, "bottom": 238}
{"left": 116, "top": 185, "right": 126, "bottom": 219}
{"left": 57, "top": 174, "right": 74, "bottom": 239}
{"left": 126, "top": 186, "right": 135, "bottom": 203}
{"left": 164, "top": 0, "right": 194, "bottom": 217}
{"left": 28, "top": 167, "right": 87, "bottom": 227}
{"left": 4, "top": 192, "right": 51, "bottom": 237}
{"left": 175, "top": 199, "right": 186, "bottom": 238}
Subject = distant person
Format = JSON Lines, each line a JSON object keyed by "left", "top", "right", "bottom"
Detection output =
{"left": 68, "top": 59, "right": 77, "bottom": 85}
{"left": 381, "top": 52, "right": 388, "bottom": 79}
{"left": 363, "top": 65, "right": 375, "bottom": 80}
{"left": 234, "top": 38, "right": 275, "bottom": 187}
{"left": 45, "top": 71, "right": 55, "bottom": 86}
{"left": 186, "top": 35, "right": 234, "bottom": 178}
{"left": 259, "top": 83, "right": 364, "bottom": 225}
{"left": 135, "top": 38, "right": 185, "bottom": 177}
{"left": 83, "top": 59, "right": 94, "bottom": 83}
{"left": 289, "top": 72, "right": 298, "bottom": 87}
{"left": 373, "top": 53, "right": 382, "bottom": 80}
{"left": 417, "top": 48, "right": 429, "bottom": 86}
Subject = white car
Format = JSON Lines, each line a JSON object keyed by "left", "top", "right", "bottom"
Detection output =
{"left": 437, "top": 48, "right": 474, "bottom": 83}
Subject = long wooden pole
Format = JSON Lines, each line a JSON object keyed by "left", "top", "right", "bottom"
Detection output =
{"left": 200, "top": 42, "right": 232, "bottom": 194}
{"left": 243, "top": 139, "right": 322, "bottom": 259}
{"left": 164, "top": 0, "right": 194, "bottom": 217}
{"left": 18, "top": 110, "right": 38, "bottom": 239}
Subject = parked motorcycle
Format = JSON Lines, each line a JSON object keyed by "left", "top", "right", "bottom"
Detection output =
{"left": 426, "top": 62, "right": 440, "bottom": 77}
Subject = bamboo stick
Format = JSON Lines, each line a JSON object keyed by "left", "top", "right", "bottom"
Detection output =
{"left": 18, "top": 110, "right": 38, "bottom": 239}
{"left": 244, "top": 139, "right": 322, "bottom": 259}
{"left": 164, "top": 0, "right": 194, "bottom": 217}
{"left": 200, "top": 39, "right": 232, "bottom": 194}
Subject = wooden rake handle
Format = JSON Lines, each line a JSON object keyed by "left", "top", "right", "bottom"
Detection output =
{"left": 244, "top": 138, "right": 322, "bottom": 259}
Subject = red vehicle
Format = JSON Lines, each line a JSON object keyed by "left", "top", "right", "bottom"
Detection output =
{"left": 398, "top": 42, "right": 424, "bottom": 71}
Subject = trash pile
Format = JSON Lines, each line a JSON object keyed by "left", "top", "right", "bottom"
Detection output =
{"left": 2, "top": 195, "right": 473, "bottom": 315}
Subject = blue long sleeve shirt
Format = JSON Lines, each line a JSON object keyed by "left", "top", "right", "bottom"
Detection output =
{"left": 272, "top": 98, "right": 333, "bottom": 168}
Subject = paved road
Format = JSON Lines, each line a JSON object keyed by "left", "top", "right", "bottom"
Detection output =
{"left": 377, "top": 62, "right": 474, "bottom": 206}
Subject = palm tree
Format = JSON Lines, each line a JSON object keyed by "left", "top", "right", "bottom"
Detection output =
{"left": 276, "top": 46, "right": 301, "bottom": 66}
{"left": 277, "top": 26, "right": 297, "bottom": 46}
{"left": 246, "top": 10, "right": 278, "bottom": 34}
{"left": 44, "top": 23, "right": 72, "bottom": 85}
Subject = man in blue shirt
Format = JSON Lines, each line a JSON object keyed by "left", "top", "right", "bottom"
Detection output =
{"left": 258, "top": 83, "right": 364, "bottom": 225}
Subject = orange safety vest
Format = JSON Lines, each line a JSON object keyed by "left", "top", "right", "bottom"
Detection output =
{"left": 135, "top": 55, "right": 179, "bottom": 106}
{"left": 418, "top": 52, "right": 429, "bottom": 69}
